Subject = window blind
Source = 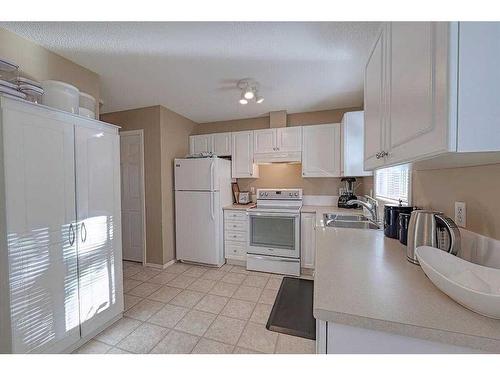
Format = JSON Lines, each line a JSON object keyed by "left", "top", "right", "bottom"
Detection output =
{"left": 375, "top": 164, "right": 410, "bottom": 204}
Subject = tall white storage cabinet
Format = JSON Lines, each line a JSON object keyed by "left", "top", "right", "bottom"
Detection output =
{"left": 75, "top": 119, "right": 123, "bottom": 338}
{"left": 0, "top": 97, "right": 123, "bottom": 353}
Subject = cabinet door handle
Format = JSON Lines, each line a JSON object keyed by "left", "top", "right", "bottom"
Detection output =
{"left": 81, "top": 222, "right": 87, "bottom": 243}
{"left": 69, "top": 223, "right": 75, "bottom": 246}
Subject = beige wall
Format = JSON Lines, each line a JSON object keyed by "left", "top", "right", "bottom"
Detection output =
{"left": 101, "top": 105, "right": 196, "bottom": 265}
{"left": 412, "top": 163, "right": 500, "bottom": 240}
{"left": 101, "top": 106, "right": 164, "bottom": 264}
{"left": 238, "top": 164, "right": 372, "bottom": 196}
{"left": 159, "top": 106, "right": 197, "bottom": 264}
{"left": 0, "top": 28, "right": 100, "bottom": 112}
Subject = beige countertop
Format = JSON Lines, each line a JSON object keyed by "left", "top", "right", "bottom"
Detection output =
{"left": 313, "top": 226, "right": 500, "bottom": 353}
{"left": 223, "top": 203, "right": 255, "bottom": 211}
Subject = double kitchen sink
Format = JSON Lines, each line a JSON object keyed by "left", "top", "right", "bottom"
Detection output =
{"left": 323, "top": 213, "right": 380, "bottom": 230}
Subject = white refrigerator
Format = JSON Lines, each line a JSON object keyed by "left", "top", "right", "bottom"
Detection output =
{"left": 174, "top": 157, "right": 232, "bottom": 267}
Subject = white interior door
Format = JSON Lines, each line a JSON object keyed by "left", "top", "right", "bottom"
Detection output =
{"left": 175, "top": 191, "right": 221, "bottom": 265}
{"left": 120, "top": 131, "right": 145, "bottom": 263}
{"left": 2, "top": 107, "right": 80, "bottom": 353}
{"left": 75, "top": 120, "right": 123, "bottom": 338}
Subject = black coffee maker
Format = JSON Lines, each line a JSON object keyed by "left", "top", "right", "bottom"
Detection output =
{"left": 337, "top": 177, "right": 358, "bottom": 208}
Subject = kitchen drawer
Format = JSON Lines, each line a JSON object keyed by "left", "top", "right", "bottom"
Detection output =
{"left": 225, "top": 241, "right": 247, "bottom": 258}
{"left": 224, "top": 210, "right": 247, "bottom": 221}
{"left": 225, "top": 230, "right": 246, "bottom": 242}
{"left": 224, "top": 220, "right": 247, "bottom": 232}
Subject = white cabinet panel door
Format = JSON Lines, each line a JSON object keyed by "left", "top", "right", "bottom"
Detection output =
{"left": 75, "top": 121, "right": 123, "bottom": 338}
{"left": 302, "top": 124, "right": 341, "bottom": 177}
{"left": 254, "top": 129, "right": 276, "bottom": 154}
{"left": 300, "top": 213, "right": 316, "bottom": 269}
{"left": 277, "top": 127, "right": 302, "bottom": 152}
{"left": 2, "top": 108, "right": 80, "bottom": 353}
{"left": 386, "top": 22, "right": 451, "bottom": 164}
{"left": 457, "top": 22, "right": 500, "bottom": 152}
{"left": 232, "top": 131, "right": 257, "bottom": 178}
{"left": 212, "top": 132, "right": 232, "bottom": 156}
{"left": 364, "top": 27, "right": 386, "bottom": 170}
{"left": 189, "top": 134, "right": 213, "bottom": 154}
{"left": 120, "top": 131, "right": 145, "bottom": 263}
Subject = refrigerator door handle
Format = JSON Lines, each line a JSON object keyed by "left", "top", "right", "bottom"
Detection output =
{"left": 210, "top": 160, "right": 215, "bottom": 191}
{"left": 210, "top": 192, "right": 215, "bottom": 220}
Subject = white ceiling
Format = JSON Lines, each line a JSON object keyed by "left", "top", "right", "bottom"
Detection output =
{"left": 2, "top": 22, "right": 380, "bottom": 123}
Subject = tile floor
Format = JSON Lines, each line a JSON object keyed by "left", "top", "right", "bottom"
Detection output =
{"left": 74, "top": 261, "right": 315, "bottom": 354}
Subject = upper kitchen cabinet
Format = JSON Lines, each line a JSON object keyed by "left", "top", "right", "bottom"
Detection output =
{"left": 364, "top": 22, "right": 500, "bottom": 171}
{"left": 341, "top": 111, "right": 372, "bottom": 177}
{"left": 254, "top": 127, "right": 302, "bottom": 163}
{"left": 302, "top": 124, "right": 341, "bottom": 177}
{"left": 212, "top": 132, "right": 232, "bottom": 156}
{"left": 190, "top": 133, "right": 232, "bottom": 156}
{"left": 232, "top": 131, "right": 259, "bottom": 178}
{"left": 364, "top": 26, "right": 386, "bottom": 170}
{"left": 189, "top": 134, "right": 212, "bottom": 154}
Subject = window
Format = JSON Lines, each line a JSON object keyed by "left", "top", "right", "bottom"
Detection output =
{"left": 375, "top": 164, "right": 411, "bottom": 204}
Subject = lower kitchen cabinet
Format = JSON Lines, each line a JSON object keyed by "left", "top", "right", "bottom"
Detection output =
{"left": 300, "top": 213, "right": 316, "bottom": 269}
{"left": 316, "top": 320, "right": 482, "bottom": 354}
{"left": 0, "top": 97, "right": 123, "bottom": 353}
{"left": 224, "top": 209, "right": 248, "bottom": 262}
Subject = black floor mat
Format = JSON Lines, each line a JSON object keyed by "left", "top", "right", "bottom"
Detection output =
{"left": 266, "top": 277, "right": 315, "bottom": 340}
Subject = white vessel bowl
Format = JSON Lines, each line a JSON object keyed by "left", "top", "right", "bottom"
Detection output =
{"left": 416, "top": 246, "right": 500, "bottom": 319}
{"left": 41, "top": 80, "right": 79, "bottom": 114}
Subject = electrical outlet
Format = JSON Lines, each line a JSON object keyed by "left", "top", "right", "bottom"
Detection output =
{"left": 454, "top": 201, "right": 466, "bottom": 228}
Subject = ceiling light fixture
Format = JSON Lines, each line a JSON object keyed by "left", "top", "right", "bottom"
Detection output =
{"left": 237, "top": 79, "right": 264, "bottom": 105}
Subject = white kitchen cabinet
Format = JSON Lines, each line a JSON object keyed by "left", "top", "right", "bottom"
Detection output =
{"left": 0, "top": 97, "right": 122, "bottom": 353}
{"left": 364, "top": 26, "right": 386, "bottom": 170}
{"left": 254, "top": 129, "right": 276, "bottom": 154}
{"left": 0, "top": 101, "right": 80, "bottom": 354}
{"left": 189, "top": 134, "right": 212, "bottom": 154}
{"left": 277, "top": 127, "right": 302, "bottom": 152}
{"left": 253, "top": 127, "right": 302, "bottom": 159}
{"left": 224, "top": 210, "right": 248, "bottom": 262}
{"left": 75, "top": 119, "right": 123, "bottom": 338}
{"left": 231, "top": 131, "right": 259, "bottom": 178}
{"left": 302, "top": 124, "right": 341, "bottom": 177}
{"left": 364, "top": 22, "right": 500, "bottom": 171}
{"left": 300, "top": 213, "right": 316, "bottom": 269}
{"left": 341, "top": 111, "right": 372, "bottom": 177}
{"left": 212, "top": 132, "right": 232, "bottom": 156}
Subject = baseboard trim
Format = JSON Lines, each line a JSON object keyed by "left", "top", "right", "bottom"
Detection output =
{"left": 145, "top": 259, "right": 176, "bottom": 269}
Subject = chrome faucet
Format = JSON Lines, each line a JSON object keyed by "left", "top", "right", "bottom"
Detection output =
{"left": 347, "top": 195, "right": 379, "bottom": 224}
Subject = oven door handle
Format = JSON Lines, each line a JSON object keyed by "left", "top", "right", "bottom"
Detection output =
{"left": 248, "top": 212, "right": 300, "bottom": 218}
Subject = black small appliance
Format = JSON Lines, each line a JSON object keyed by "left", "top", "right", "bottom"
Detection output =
{"left": 337, "top": 177, "right": 358, "bottom": 208}
{"left": 383, "top": 202, "right": 414, "bottom": 239}
{"left": 398, "top": 213, "right": 411, "bottom": 245}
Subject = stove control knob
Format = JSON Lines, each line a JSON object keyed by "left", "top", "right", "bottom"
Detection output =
{"left": 260, "top": 192, "right": 264, "bottom": 197}
{"left": 265, "top": 192, "right": 269, "bottom": 196}
{"left": 289, "top": 193, "right": 292, "bottom": 197}
{"left": 294, "top": 192, "right": 298, "bottom": 197}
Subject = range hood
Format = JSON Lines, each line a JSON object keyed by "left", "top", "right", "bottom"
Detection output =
{"left": 254, "top": 151, "right": 302, "bottom": 164}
